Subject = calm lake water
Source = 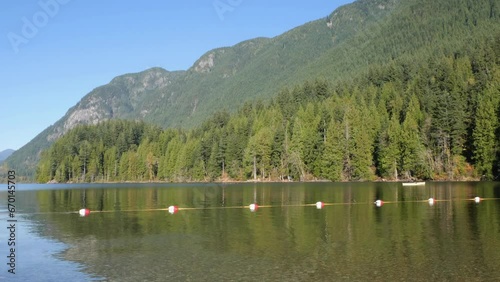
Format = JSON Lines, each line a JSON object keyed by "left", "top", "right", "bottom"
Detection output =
{"left": 1, "top": 182, "right": 500, "bottom": 281}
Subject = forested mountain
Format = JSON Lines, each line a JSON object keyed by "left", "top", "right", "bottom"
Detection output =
{"left": 4, "top": 0, "right": 500, "bottom": 181}
{"left": 36, "top": 31, "right": 500, "bottom": 182}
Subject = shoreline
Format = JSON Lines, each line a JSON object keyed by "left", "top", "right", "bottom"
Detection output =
{"left": 37, "top": 178, "right": 485, "bottom": 185}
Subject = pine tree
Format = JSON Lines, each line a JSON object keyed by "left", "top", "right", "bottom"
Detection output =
{"left": 400, "top": 94, "right": 426, "bottom": 179}
{"left": 473, "top": 84, "right": 500, "bottom": 179}
{"left": 378, "top": 116, "right": 401, "bottom": 179}
{"left": 321, "top": 119, "right": 344, "bottom": 181}
{"left": 348, "top": 101, "right": 375, "bottom": 180}
{"left": 104, "top": 146, "right": 118, "bottom": 181}
{"left": 290, "top": 103, "right": 322, "bottom": 178}
{"left": 119, "top": 151, "right": 129, "bottom": 181}
{"left": 79, "top": 140, "right": 92, "bottom": 181}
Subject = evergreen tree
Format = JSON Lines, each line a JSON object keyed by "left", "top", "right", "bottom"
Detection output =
{"left": 400, "top": 94, "right": 427, "bottom": 179}
{"left": 348, "top": 101, "right": 375, "bottom": 180}
{"left": 34, "top": 32, "right": 500, "bottom": 183}
{"left": 473, "top": 84, "right": 500, "bottom": 179}
{"left": 321, "top": 119, "right": 344, "bottom": 181}
{"left": 378, "top": 116, "right": 401, "bottom": 180}
{"left": 290, "top": 103, "right": 322, "bottom": 178}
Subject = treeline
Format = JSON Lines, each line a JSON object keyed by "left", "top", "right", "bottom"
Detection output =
{"left": 36, "top": 36, "right": 500, "bottom": 183}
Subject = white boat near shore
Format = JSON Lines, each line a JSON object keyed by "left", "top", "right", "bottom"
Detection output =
{"left": 402, "top": 182, "right": 426, "bottom": 186}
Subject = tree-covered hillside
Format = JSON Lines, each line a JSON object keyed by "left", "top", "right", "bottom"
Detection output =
{"left": 36, "top": 34, "right": 500, "bottom": 182}
{"left": 5, "top": 0, "right": 500, "bottom": 181}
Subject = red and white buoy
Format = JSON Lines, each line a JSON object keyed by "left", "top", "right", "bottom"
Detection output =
{"left": 315, "top": 201, "right": 325, "bottom": 209}
{"left": 168, "top": 206, "right": 179, "bottom": 214}
{"left": 79, "top": 208, "right": 90, "bottom": 217}
{"left": 249, "top": 203, "right": 259, "bottom": 212}
{"left": 474, "top": 197, "right": 481, "bottom": 203}
{"left": 428, "top": 198, "right": 435, "bottom": 206}
{"left": 374, "top": 200, "right": 384, "bottom": 207}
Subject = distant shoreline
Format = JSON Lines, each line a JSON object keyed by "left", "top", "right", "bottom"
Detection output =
{"left": 35, "top": 178, "right": 484, "bottom": 185}
{"left": 2, "top": 176, "right": 486, "bottom": 185}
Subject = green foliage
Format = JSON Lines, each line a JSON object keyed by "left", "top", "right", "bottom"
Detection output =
{"left": 473, "top": 81, "right": 500, "bottom": 179}
{"left": 6, "top": 0, "right": 500, "bottom": 183}
{"left": 36, "top": 31, "right": 500, "bottom": 182}
{"left": 378, "top": 116, "right": 401, "bottom": 179}
{"left": 290, "top": 104, "right": 322, "bottom": 179}
{"left": 35, "top": 120, "right": 161, "bottom": 183}
{"left": 321, "top": 119, "right": 344, "bottom": 181}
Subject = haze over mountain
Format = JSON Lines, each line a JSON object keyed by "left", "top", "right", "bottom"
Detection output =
{"left": 0, "top": 149, "right": 15, "bottom": 163}
{"left": 3, "top": 0, "right": 499, "bottom": 180}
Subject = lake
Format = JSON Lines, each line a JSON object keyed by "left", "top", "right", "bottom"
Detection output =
{"left": 1, "top": 182, "right": 500, "bottom": 281}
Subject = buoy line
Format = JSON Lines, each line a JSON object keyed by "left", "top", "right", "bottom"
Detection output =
{"left": 13, "top": 197, "right": 500, "bottom": 217}
{"left": 76, "top": 197, "right": 499, "bottom": 216}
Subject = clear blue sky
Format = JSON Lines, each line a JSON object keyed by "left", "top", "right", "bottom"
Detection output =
{"left": 0, "top": 0, "right": 352, "bottom": 151}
